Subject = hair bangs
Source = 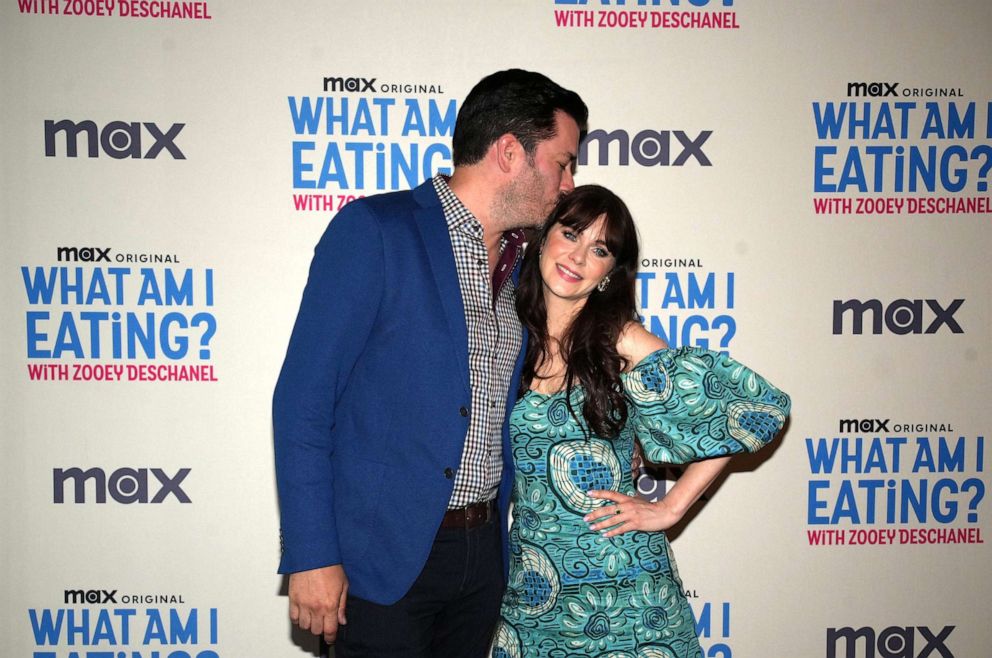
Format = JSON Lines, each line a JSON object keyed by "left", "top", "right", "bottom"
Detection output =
{"left": 553, "top": 190, "right": 635, "bottom": 266}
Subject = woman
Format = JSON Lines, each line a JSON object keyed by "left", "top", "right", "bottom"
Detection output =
{"left": 491, "top": 185, "right": 790, "bottom": 658}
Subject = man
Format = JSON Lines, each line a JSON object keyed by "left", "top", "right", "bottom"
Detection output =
{"left": 273, "top": 69, "right": 587, "bottom": 657}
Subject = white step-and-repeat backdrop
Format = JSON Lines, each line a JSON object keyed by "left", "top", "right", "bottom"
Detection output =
{"left": 3, "top": 1, "right": 989, "bottom": 656}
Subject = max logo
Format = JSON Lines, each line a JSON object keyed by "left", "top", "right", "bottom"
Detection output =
{"left": 579, "top": 129, "right": 712, "bottom": 167}
{"left": 839, "top": 419, "right": 890, "bottom": 433}
{"left": 832, "top": 299, "right": 964, "bottom": 335}
{"left": 827, "top": 625, "right": 954, "bottom": 658}
{"left": 57, "top": 247, "right": 110, "bottom": 262}
{"left": 44, "top": 120, "right": 186, "bottom": 159}
{"left": 323, "top": 76, "right": 377, "bottom": 92}
{"left": 847, "top": 81, "right": 900, "bottom": 97}
{"left": 64, "top": 589, "right": 117, "bottom": 604}
{"left": 53, "top": 467, "right": 191, "bottom": 504}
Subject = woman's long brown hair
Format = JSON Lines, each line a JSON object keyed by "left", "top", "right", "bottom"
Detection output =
{"left": 516, "top": 185, "right": 641, "bottom": 438}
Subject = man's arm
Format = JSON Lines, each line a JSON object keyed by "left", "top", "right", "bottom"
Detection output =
{"left": 273, "top": 202, "right": 385, "bottom": 639}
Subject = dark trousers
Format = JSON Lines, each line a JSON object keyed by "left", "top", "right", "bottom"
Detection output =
{"left": 332, "top": 517, "right": 504, "bottom": 658}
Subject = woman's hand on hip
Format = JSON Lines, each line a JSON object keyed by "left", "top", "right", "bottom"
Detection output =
{"left": 583, "top": 489, "right": 685, "bottom": 537}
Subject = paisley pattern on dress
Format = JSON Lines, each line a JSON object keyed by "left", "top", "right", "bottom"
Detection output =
{"left": 549, "top": 437, "right": 624, "bottom": 514}
{"left": 492, "top": 347, "right": 790, "bottom": 658}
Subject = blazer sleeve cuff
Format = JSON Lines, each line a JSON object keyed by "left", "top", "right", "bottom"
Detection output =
{"left": 277, "top": 537, "right": 342, "bottom": 575}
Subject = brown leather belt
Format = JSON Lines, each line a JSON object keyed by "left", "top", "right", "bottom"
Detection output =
{"left": 441, "top": 500, "right": 496, "bottom": 529}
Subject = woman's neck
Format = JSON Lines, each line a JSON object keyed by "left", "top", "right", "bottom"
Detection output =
{"left": 544, "top": 293, "right": 586, "bottom": 341}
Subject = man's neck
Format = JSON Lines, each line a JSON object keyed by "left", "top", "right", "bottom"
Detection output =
{"left": 447, "top": 167, "right": 505, "bottom": 258}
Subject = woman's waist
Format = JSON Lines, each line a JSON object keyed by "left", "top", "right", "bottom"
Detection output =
{"left": 506, "top": 530, "right": 672, "bottom": 581}
{"left": 511, "top": 485, "right": 637, "bottom": 517}
{"left": 509, "top": 508, "right": 665, "bottom": 547}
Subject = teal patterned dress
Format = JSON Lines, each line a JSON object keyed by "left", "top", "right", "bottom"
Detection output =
{"left": 490, "top": 347, "right": 791, "bottom": 658}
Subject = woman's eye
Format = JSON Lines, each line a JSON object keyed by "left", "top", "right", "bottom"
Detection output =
{"left": 562, "top": 229, "right": 577, "bottom": 240}
{"left": 593, "top": 247, "right": 610, "bottom": 258}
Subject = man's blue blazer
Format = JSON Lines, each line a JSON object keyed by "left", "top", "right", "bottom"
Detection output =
{"left": 273, "top": 179, "right": 524, "bottom": 605}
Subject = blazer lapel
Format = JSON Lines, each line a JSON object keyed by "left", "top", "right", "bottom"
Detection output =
{"left": 412, "top": 184, "right": 471, "bottom": 395}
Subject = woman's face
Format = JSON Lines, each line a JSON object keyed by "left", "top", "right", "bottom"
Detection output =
{"left": 539, "top": 215, "right": 616, "bottom": 307}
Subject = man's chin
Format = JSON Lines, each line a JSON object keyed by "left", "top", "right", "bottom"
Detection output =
{"left": 519, "top": 208, "right": 549, "bottom": 229}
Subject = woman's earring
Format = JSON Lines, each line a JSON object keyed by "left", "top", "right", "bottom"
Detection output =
{"left": 597, "top": 276, "right": 610, "bottom": 292}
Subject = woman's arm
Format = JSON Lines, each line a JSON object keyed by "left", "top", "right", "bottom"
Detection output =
{"left": 585, "top": 456, "right": 730, "bottom": 537}
{"left": 617, "top": 320, "right": 667, "bottom": 369}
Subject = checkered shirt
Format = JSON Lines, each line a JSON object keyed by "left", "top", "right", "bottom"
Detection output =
{"left": 433, "top": 174, "right": 522, "bottom": 508}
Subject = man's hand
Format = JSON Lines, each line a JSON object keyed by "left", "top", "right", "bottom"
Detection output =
{"left": 288, "top": 565, "right": 349, "bottom": 644}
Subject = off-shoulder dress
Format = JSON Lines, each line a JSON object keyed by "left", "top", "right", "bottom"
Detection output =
{"left": 491, "top": 347, "right": 791, "bottom": 658}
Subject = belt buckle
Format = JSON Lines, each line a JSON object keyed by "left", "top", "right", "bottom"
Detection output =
{"left": 468, "top": 500, "right": 491, "bottom": 527}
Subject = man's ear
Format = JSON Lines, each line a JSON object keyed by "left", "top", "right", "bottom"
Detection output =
{"left": 493, "top": 133, "right": 523, "bottom": 174}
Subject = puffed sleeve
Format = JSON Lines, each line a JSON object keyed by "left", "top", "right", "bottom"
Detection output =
{"left": 623, "top": 346, "right": 791, "bottom": 464}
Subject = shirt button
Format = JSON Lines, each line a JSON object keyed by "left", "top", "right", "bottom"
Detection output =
{"left": 444, "top": 468, "right": 454, "bottom": 479}
{"left": 459, "top": 406, "right": 469, "bottom": 417}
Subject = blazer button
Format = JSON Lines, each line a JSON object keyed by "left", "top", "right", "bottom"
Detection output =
{"left": 444, "top": 468, "right": 454, "bottom": 479}
{"left": 459, "top": 406, "right": 469, "bottom": 417}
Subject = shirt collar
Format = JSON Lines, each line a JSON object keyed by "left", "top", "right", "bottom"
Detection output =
{"left": 432, "top": 174, "right": 483, "bottom": 238}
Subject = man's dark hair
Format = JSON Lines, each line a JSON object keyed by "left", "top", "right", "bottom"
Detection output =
{"left": 452, "top": 69, "right": 588, "bottom": 166}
